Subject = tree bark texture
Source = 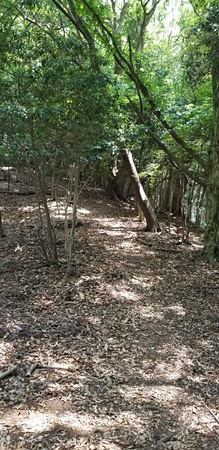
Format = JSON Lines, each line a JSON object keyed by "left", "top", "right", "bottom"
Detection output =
{"left": 164, "top": 166, "right": 187, "bottom": 217}
{"left": 204, "top": 39, "right": 219, "bottom": 262}
{"left": 121, "top": 149, "right": 160, "bottom": 231}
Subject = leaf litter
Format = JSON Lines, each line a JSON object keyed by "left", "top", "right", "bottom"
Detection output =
{"left": 0, "top": 187, "right": 219, "bottom": 449}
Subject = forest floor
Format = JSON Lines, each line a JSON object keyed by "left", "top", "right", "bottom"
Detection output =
{"left": 0, "top": 181, "right": 219, "bottom": 450}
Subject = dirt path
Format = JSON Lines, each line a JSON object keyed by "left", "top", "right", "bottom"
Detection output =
{"left": 0, "top": 189, "right": 219, "bottom": 449}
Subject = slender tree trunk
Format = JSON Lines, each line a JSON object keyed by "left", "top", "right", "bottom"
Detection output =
{"left": 121, "top": 149, "right": 160, "bottom": 231}
{"left": 203, "top": 41, "right": 219, "bottom": 261}
{"left": 27, "top": 116, "right": 58, "bottom": 265}
{"left": 66, "top": 159, "right": 80, "bottom": 275}
{"left": 36, "top": 162, "right": 58, "bottom": 265}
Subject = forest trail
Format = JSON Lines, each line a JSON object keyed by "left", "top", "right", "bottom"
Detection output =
{"left": 0, "top": 188, "right": 219, "bottom": 449}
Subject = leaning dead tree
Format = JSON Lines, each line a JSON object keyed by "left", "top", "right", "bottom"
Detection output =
{"left": 121, "top": 149, "right": 160, "bottom": 231}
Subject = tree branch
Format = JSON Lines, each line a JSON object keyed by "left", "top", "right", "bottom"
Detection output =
{"left": 137, "top": 0, "right": 160, "bottom": 52}
{"left": 16, "top": 9, "right": 57, "bottom": 40}
{"left": 126, "top": 71, "right": 207, "bottom": 171}
{"left": 51, "top": 0, "right": 99, "bottom": 70}
{"left": 81, "top": 0, "right": 207, "bottom": 171}
{"left": 127, "top": 96, "right": 205, "bottom": 187}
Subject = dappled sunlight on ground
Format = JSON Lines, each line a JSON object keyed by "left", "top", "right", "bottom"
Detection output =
{"left": 137, "top": 305, "right": 164, "bottom": 320}
{"left": 19, "top": 205, "right": 37, "bottom": 212}
{"left": 98, "top": 229, "right": 126, "bottom": 237}
{"left": 109, "top": 286, "right": 140, "bottom": 302}
{"left": 93, "top": 217, "right": 139, "bottom": 229}
{"left": 164, "top": 304, "right": 186, "bottom": 316}
{"left": 0, "top": 341, "right": 14, "bottom": 365}
{"left": 130, "top": 276, "right": 156, "bottom": 288}
{"left": 117, "top": 239, "right": 139, "bottom": 249}
{"left": 197, "top": 339, "right": 215, "bottom": 350}
{"left": 179, "top": 406, "right": 217, "bottom": 435}
{"left": 154, "top": 360, "right": 185, "bottom": 381}
{"left": 77, "top": 208, "right": 91, "bottom": 215}
{"left": 0, "top": 409, "right": 95, "bottom": 434}
{"left": 119, "top": 383, "right": 183, "bottom": 404}
{"left": 0, "top": 189, "right": 219, "bottom": 449}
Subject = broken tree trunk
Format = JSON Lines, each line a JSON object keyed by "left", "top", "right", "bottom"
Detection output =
{"left": 121, "top": 149, "right": 160, "bottom": 231}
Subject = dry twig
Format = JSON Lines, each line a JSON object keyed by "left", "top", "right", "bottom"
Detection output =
{"left": 0, "top": 365, "right": 18, "bottom": 380}
{"left": 202, "top": 401, "right": 219, "bottom": 429}
{"left": 26, "top": 362, "right": 41, "bottom": 377}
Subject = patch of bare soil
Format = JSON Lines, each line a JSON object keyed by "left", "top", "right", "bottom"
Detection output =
{"left": 0, "top": 187, "right": 219, "bottom": 449}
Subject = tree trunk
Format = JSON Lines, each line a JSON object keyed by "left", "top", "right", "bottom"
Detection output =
{"left": 203, "top": 39, "right": 219, "bottom": 261}
{"left": 164, "top": 166, "right": 187, "bottom": 217}
{"left": 105, "top": 164, "right": 130, "bottom": 201}
{"left": 36, "top": 162, "right": 58, "bottom": 265}
{"left": 27, "top": 115, "right": 58, "bottom": 265}
{"left": 0, "top": 210, "right": 5, "bottom": 237}
{"left": 204, "top": 27, "right": 219, "bottom": 262}
{"left": 66, "top": 160, "right": 79, "bottom": 275}
{"left": 121, "top": 149, "right": 160, "bottom": 231}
